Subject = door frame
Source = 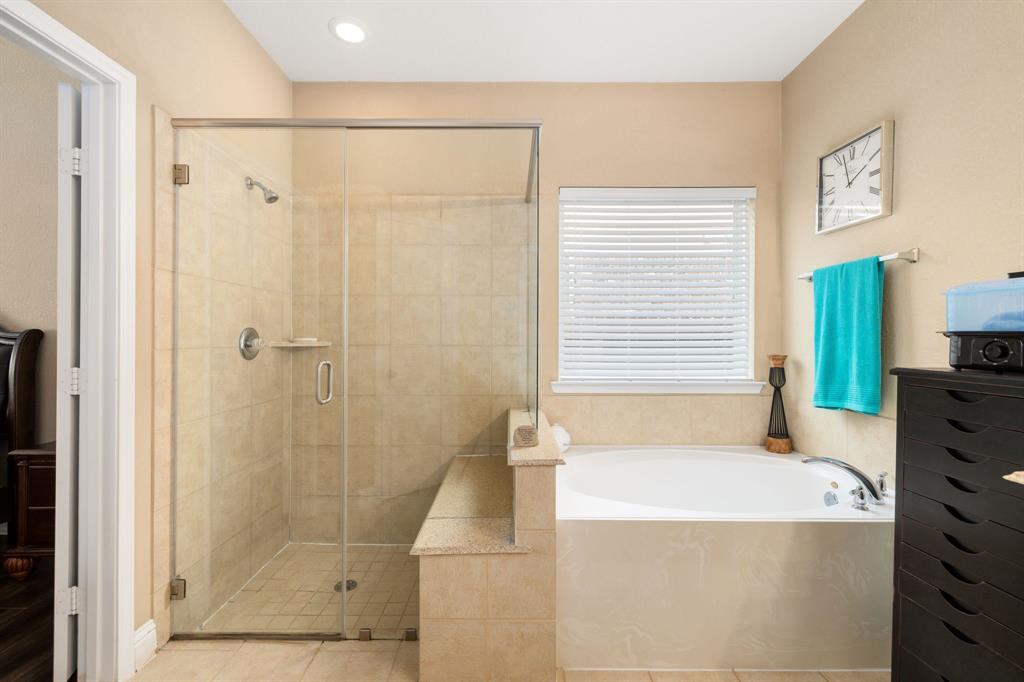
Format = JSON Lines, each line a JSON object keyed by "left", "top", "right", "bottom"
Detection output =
{"left": 0, "top": 2, "right": 136, "bottom": 680}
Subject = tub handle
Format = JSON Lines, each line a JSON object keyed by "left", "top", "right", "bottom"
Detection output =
{"left": 849, "top": 486, "right": 869, "bottom": 511}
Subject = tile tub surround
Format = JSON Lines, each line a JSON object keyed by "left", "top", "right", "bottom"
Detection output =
{"left": 557, "top": 519, "right": 894, "bottom": 671}
{"left": 415, "top": 414, "right": 560, "bottom": 681}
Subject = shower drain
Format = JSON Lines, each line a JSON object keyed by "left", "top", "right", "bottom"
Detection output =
{"left": 334, "top": 579, "right": 358, "bottom": 592}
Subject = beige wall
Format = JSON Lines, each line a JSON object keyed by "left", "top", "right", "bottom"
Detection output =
{"left": 0, "top": 36, "right": 65, "bottom": 444}
{"left": 779, "top": 0, "right": 1024, "bottom": 478}
{"left": 293, "top": 82, "right": 783, "bottom": 445}
{"left": 33, "top": 0, "right": 292, "bottom": 629}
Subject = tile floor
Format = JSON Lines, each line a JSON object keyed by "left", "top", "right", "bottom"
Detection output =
{"left": 133, "top": 639, "right": 416, "bottom": 682}
{"left": 560, "top": 673, "right": 889, "bottom": 682}
{"left": 136, "top": 641, "right": 892, "bottom": 682}
{"left": 200, "top": 543, "right": 418, "bottom": 640}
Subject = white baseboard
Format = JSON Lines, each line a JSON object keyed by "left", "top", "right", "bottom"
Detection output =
{"left": 134, "top": 619, "right": 157, "bottom": 671}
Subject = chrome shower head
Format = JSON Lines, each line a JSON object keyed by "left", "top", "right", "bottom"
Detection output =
{"left": 245, "top": 176, "right": 279, "bottom": 204}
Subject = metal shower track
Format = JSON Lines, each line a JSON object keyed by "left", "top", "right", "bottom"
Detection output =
{"left": 170, "top": 118, "right": 541, "bottom": 202}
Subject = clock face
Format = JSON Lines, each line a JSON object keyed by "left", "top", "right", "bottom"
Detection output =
{"left": 818, "top": 126, "right": 884, "bottom": 232}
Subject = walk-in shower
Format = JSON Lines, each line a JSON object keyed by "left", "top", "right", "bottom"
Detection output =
{"left": 167, "top": 120, "right": 539, "bottom": 641}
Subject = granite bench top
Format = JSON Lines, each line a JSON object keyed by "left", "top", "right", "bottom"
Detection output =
{"left": 410, "top": 455, "right": 529, "bottom": 556}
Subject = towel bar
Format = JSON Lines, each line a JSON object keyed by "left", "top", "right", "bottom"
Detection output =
{"left": 797, "top": 248, "right": 919, "bottom": 281}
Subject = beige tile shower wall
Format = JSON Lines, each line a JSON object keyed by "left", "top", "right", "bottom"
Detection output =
{"left": 289, "top": 184, "right": 345, "bottom": 543}
{"left": 293, "top": 83, "right": 783, "bottom": 449}
{"left": 163, "top": 128, "right": 293, "bottom": 633}
{"left": 340, "top": 193, "right": 532, "bottom": 545}
{"left": 779, "top": 0, "right": 1024, "bottom": 478}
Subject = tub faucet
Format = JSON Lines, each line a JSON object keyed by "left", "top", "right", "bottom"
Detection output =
{"left": 801, "top": 456, "right": 885, "bottom": 505}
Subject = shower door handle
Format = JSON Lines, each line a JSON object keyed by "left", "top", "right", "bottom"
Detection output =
{"left": 316, "top": 360, "right": 334, "bottom": 405}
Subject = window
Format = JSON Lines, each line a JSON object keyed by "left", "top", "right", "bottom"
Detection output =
{"left": 553, "top": 187, "right": 762, "bottom": 394}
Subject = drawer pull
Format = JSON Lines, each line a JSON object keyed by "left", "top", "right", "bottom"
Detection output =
{"left": 946, "top": 389, "right": 987, "bottom": 404}
{"left": 942, "top": 621, "right": 980, "bottom": 645}
{"left": 945, "top": 476, "right": 983, "bottom": 494}
{"left": 947, "top": 419, "right": 989, "bottom": 434}
{"left": 940, "top": 560, "right": 981, "bottom": 585}
{"left": 946, "top": 447, "right": 986, "bottom": 465}
{"left": 939, "top": 589, "right": 980, "bottom": 616}
{"left": 943, "top": 503, "right": 982, "bottom": 525}
{"left": 943, "top": 532, "right": 981, "bottom": 555}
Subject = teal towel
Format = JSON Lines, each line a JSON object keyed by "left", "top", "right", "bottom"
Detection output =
{"left": 813, "top": 256, "right": 885, "bottom": 414}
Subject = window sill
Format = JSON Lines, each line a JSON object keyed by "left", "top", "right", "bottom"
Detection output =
{"left": 549, "top": 380, "right": 766, "bottom": 395}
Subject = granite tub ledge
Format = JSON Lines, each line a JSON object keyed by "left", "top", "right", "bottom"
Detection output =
{"left": 507, "top": 409, "right": 566, "bottom": 467}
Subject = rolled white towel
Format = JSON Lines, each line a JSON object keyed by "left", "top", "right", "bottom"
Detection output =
{"left": 551, "top": 423, "right": 571, "bottom": 453}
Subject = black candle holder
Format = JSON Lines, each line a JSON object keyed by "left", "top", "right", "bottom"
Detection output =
{"left": 765, "top": 354, "right": 793, "bottom": 454}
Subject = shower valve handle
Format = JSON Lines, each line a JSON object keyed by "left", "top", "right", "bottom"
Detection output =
{"left": 849, "top": 486, "right": 869, "bottom": 511}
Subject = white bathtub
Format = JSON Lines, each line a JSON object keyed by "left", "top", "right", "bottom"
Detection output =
{"left": 557, "top": 446, "right": 895, "bottom": 671}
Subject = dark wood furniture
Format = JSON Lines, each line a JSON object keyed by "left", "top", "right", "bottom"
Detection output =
{"left": 892, "top": 368, "right": 1024, "bottom": 681}
{"left": 3, "top": 444, "right": 56, "bottom": 580}
{"left": 0, "top": 323, "right": 45, "bottom": 577}
{"left": 1, "top": 327, "right": 44, "bottom": 529}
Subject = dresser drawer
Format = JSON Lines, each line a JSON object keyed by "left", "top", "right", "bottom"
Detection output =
{"left": 904, "top": 439, "right": 1024, "bottom": 500}
{"left": 903, "top": 463, "right": 1024, "bottom": 534}
{"left": 899, "top": 598, "right": 1024, "bottom": 682}
{"left": 902, "top": 491, "right": 1024, "bottom": 568}
{"left": 901, "top": 517, "right": 1024, "bottom": 598}
{"left": 897, "top": 648, "right": 947, "bottom": 682}
{"left": 900, "top": 543, "right": 1024, "bottom": 634}
{"left": 906, "top": 385, "right": 1024, "bottom": 432}
{"left": 904, "top": 413, "right": 1024, "bottom": 467}
{"left": 901, "top": 570, "right": 1024, "bottom": 667}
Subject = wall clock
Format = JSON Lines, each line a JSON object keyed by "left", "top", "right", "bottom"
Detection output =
{"left": 816, "top": 120, "right": 894, "bottom": 234}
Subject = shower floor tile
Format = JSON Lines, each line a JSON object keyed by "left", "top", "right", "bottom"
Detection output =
{"left": 200, "top": 542, "right": 418, "bottom": 639}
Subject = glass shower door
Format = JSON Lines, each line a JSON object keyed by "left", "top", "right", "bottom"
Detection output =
{"left": 169, "top": 126, "right": 347, "bottom": 638}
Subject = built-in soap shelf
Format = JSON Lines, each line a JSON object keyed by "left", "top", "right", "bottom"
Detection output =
{"left": 269, "top": 339, "right": 332, "bottom": 349}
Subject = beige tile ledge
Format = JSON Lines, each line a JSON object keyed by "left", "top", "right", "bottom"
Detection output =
{"left": 508, "top": 409, "right": 566, "bottom": 467}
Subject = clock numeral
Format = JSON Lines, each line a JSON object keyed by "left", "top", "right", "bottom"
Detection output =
{"left": 869, "top": 149, "right": 880, "bottom": 161}
{"left": 868, "top": 186, "right": 881, "bottom": 196}
{"left": 868, "top": 168, "right": 880, "bottom": 177}
{"left": 824, "top": 188, "right": 835, "bottom": 196}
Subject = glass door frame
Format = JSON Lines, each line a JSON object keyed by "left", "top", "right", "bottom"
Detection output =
{"left": 167, "top": 119, "right": 541, "bottom": 642}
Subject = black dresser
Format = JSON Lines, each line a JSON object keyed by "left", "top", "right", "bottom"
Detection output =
{"left": 892, "top": 368, "right": 1024, "bottom": 681}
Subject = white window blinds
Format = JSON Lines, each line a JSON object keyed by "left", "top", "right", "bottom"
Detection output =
{"left": 557, "top": 187, "right": 757, "bottom": 391}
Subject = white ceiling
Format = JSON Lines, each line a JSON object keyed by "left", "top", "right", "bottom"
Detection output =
{"left": 225, "top": 0, "right": 862, "bottom": 83}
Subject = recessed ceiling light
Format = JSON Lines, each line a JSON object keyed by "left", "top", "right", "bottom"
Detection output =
{"left": 329, "top": 17, "right": 366, "bottom": 44}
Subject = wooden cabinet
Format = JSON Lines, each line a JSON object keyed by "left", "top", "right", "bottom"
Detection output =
{"left": 3, "top": 444, "right": 55, "bottom": 580}
{"left": 892, "top": 369, "right": 1024, "bottom": 681}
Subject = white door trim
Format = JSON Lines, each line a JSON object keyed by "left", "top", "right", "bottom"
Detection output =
{"left": 0, "top": 2, "right": 136, "bottom": 681}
